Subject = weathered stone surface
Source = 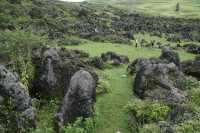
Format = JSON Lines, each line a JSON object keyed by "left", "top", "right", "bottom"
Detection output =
{"left": 54, "top": 70, "right": 97, "bottom": 131}
{"left": 134, "top": 62, "right": 186, "bottom": 104}
{"left": 0, "top": 65, "right": 35, "bottom": 132}
{"left": 181, "top": 56, "right": 200, "bottom": 80}
{"left": 31, "top": 47, "right": 91, "bottom": 97}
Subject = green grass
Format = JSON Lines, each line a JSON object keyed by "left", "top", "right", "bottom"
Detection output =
{"left": 34, "top": 38, "right": 194, "bottom": 133}
{"left": 65, "top": 41, "right": 194, "bottom": 133}
{"left": 87, "top": 0, "right": 200, "bottom": 18}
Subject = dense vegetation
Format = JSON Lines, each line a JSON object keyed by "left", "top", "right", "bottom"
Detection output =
{"left": 0, "top": 0, "right": 200, "bottom": 133}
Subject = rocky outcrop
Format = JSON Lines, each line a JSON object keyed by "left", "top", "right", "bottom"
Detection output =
{"left": 101, "top": 51, "right": 129, "bottom": 65}
{"left": 181, "top": 56, "right": 200, "bottom": 80}
{"left": 127, "top": 57, "right": 166, "bottom": 75}
{"left": 128, "top": 48, "right": 180, "bottom": 75}
{"left": 134, "top": 61, "right": 186, "bottom": 104}
{"left": 31, "top": 47, "right": 92, "bottom": 98}
{"left": 0, "top": 65, "right": 35, "bottom": 132}
{"left": 54, "top": 70, "right": 97, "bottom": 131}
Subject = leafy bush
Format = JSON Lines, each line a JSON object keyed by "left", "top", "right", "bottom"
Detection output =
{"left": 0, "top": 29, "right": 47, "bottom": 87}
{"left": 96, "top": 78, "right": 111, "bottom": 95}
{"left": 63, "top": 117, "right": 97, "bottom": 133}
{"left": 175, "top": 120, "right": 200, "bottom": 133}
{"left": 139, "top": 124, "right": 160, "bottom": 133}
{"left": 126, "top": 99, "right": 170, "bottom": 124}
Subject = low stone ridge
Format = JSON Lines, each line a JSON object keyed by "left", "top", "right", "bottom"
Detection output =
{"left": 101, "top": 51, "right": 129, "bottom": 65}
{"left": 31, "top": 47, "right": 93, "bottom": 97}
{"left": 0, "top": 65, "right": 35, "bottom": 132}
{"left": 54, "top": 70, "right": 97, "bottom": 131}
{"left": 181, "top": 55, "right": 200, "bottom": 80}
{"left": 128, "top": 48, "right": 180, "bottom": 75}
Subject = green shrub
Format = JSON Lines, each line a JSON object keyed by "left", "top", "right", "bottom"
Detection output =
{"left": 175, "top": 120, "right": 200, "bottom": 133}
{"left": 96, "top": 78, "right": 111, "bottom": 95}
{"left": 0, "top": 29, "right": 47, "bottom": 87}
{"left": 183, "top": 77, "right": 200, "bottom": 90}
{"left": 126, "top": 99, "right": 170, "bottom": 124}
{"left": 139, "top": 124, "right": 160, "bottom": 133}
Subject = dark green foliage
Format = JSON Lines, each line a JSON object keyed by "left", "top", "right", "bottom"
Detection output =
{"left": 0, "top": 29, "right": 47, "bottom": 86}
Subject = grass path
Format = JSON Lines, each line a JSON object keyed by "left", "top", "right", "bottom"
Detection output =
{"left": 94, "top": 67, "right": 133, "bottom": 133}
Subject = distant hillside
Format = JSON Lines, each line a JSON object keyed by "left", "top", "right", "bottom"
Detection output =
{"left": 87, "top": 0, "right": 200, "bottom": 18}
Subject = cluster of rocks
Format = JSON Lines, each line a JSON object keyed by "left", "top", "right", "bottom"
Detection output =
{"left": 0, "top": 47, "right": 98, "bottom": 132}
{"left": 89, "top": 51, "right": 129, "bottom": 69}
{"left": 127, "top": 46, "right": 200, "bottom": 132}
{"left": 129, "top": 48, "right": 185, "bottom": 104}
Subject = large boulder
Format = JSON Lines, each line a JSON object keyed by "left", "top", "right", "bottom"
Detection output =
{"left": 181, "top": 56, "right": 200, "bottom": 80}
{"left": 31, "top": 47, "right": 92, "bottom": 98}
{"left": 0, "top": 65, "right": 35, "bottom": 132}
{"left": 101, "top": 51, "right": 129, "bottom": 65}
{"left": 134, "top": 62, "right": 186, "bottom": 104}
{"left": 54, "top": 70, "right": 97, "bottom": 131}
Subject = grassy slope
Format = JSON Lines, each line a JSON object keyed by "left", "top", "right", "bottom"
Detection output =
{"left": 87, "top": 0, "right": 200, "bottom": 18}
{"left": 65, "top": 41, "right": 194, "bottom": 133}
{"left": 34, "top": 41, "right": 194, "bottom": 133}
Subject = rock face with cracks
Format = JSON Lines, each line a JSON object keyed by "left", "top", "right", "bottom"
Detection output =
{"left": 54, "top": 70, "right": 97, "bottom": 131}
{"left": 0, "top": 65, "right": 35, "bottom": 132}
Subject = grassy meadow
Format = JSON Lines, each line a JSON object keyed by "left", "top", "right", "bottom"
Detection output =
{"left": 87, "top": 0, "right": 200, "bottom": 18}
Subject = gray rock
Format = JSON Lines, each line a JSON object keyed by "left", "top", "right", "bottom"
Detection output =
{"left": 0, "top": 65, "right": 35, "bottom": 132}
{"left": 101, "top": 51, "right": 129, "bottom": 65}
{"left": 31, "top": 47, "right": 91, "bottom": 97}
{"left": 127, "top": 57, "right": 166, "bottom": 75}
{"left": 134, "top": 62, "right": 186, "bottom": 104}
{"left": 54, "top": 70, "right": 97, "bottom": 131}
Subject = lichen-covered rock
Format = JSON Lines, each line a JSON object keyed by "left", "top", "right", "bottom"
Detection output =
{"left": 54, "top": 70, "right": 97, "bottom": 131}
{"left": 181, "top": 56, "right": 200, "bottom": 80}
{"left": 0, "top": 65, "right": 35, "bottom": 132}
{"left": 134, "top": 62, "right": 186, "bottom": 104}
{"left": 31, "top": 47, "right": 91, "bottom": 97}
